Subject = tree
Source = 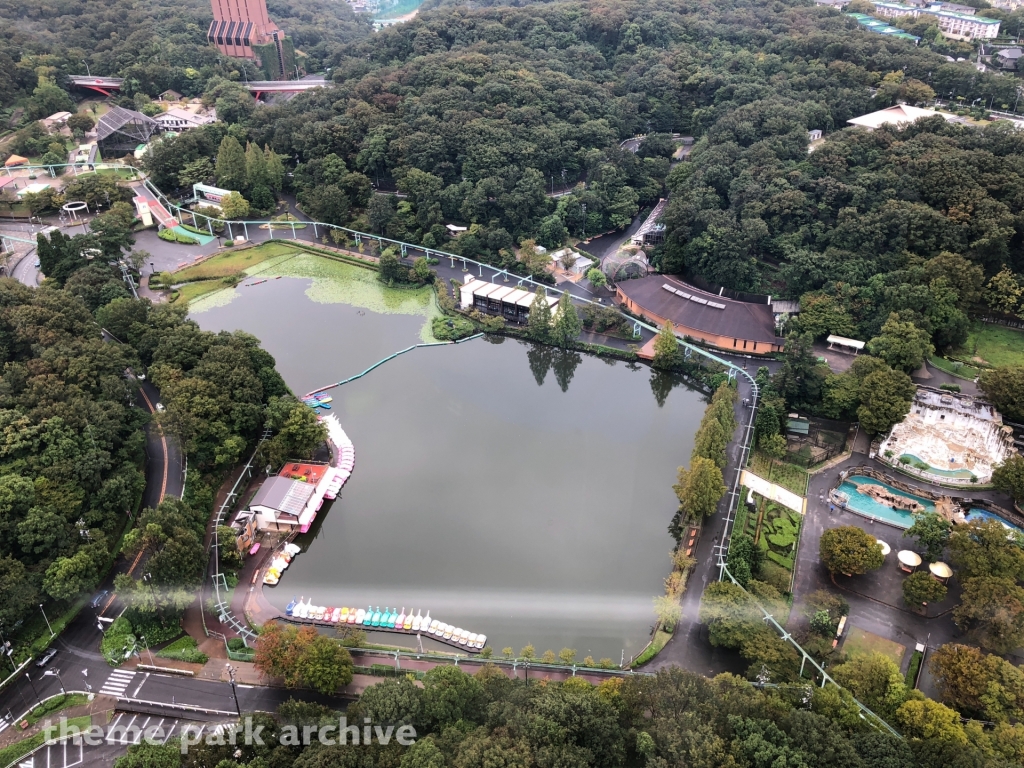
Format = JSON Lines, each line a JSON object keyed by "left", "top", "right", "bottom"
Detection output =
{"left": 698, "top": 581, "right": 760, "bottom": 648}
{"left": 895, "top": 699, "right": 967, "bottom": 744}
{"left": 177, "top": 158, "right": 215, "bottom": 188}
{"left": 867, "top": 312, "right": 934, "bottom": 373}
{"left": 587, "top": 268, "right": 607, "bottom": 288}
{"left": 819, "top": 526, "right": 884, "bottom": 575}
{"left": 264, "top": 146, "right": 285, "bottom": 192}
{"left": 673, "top": 456, "right": 726, "bottom": 519}
{"left": 379, "top": 247, "right": 403, "bottom": 284}
{"left": 832, "top": 652, "right": 908, "bottom": 721}
{"left": 905, "top": 512, "right": 951, "bottom": 562}
{"left": 367, "top": 195, "right": 395, "bottom": 234}
{"left": 113, "top": 741, "right": 182, "bottom": 768}
{"left": 929, "top": 643, "right": 1024, "bottom": 723}
{"left": 774, "top": 332, "right": 826, "bottom": 411}
{"left": 89, "top": 204, "right": 136, "bottom": 259}
{"left": 245, "top": 141, "right": 269, "bottom": 191}
{"left": 527, "top": 287, "right": 553, "bottom": 340}
{"left": 953, "top": 576, "right": 1024, "bottom": 654}
{"left": 66, "top": 114, "right": 95, "bottom": 134}
{"left": 26, "top": 83, "right": 75, "bottom": 120}
{"left": 215, "top": 136, "right": 247, "bottom": 191}
{"left": 651, "top": 321, "right": 682, "bottom": 370}
{"left": 0, "top": 556, "right": 39, "bottom": 629}
{"left": 551, "top": 292, "right": 582, "bottom": 347}
{"left": 420, "top": 665, "right": 484, "bottom": 730}
{"left": 220, "top": 191, "right": 250, "bottom": 220}
{"left": 856, "top": 367, "right": 916, "bottom": 436}
{"left": 43, "top": 550, "right": 100, "bottom": 601}
{"left": 993, "top": 455, "right": 1024, "bottom": 503}
{"left": 948, "top": 518, "right": 1024, "bottom": 581}
{"left": 520, "top": 644, "right": 535, "bottom": 660}
{"left": 296, "top": 632, "right": 354, "bottom": 694}
{"left": 902, "top": 571, "right": 947, "bottom": 606}
{"left": 979, "top": 366, "right": 1024, "bottom": 423}
{"left": 759, "top": 433, "right": 787, "bottom": 472}
{"left": 693, "top": 417, "right": 728, "bottom": 468}
{"left": 986, "top": 266, "right": 1023, "bottom": 315}
{"left": 726, "top": 532, "right": 762, "bottom": 587}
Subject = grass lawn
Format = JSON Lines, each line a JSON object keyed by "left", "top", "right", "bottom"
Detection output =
{"left": 0, "top": 716, "right": 92, "bottom": 768}
{"left": 25, "top": 694, "right": 90, "bottom": 727}
{"left": 750, "top": 451, "right": 808, "bottom": 496}
{"left": 842, "top": 625, "right": 905, "bottom": 667}
{"left": 929, "top": 355, "right": 980, "bottom": 380}
{"left": 173, "top": 280, "right": 229, "bottom": 304}
{"left": 173, "top": 242, "right": 300, "bottom": 281}
{"left": 634, "top": 629, "right": 673, "bottom": 666}
{"left": 957, "top": 322, "right": 1024, "bottom": 369}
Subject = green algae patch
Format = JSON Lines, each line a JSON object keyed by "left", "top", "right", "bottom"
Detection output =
{"left": 191, "top": 252, "right": 441, "bottom": 340}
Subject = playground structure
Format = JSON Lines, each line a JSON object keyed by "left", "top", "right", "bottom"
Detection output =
{"left": 878, "top": 388, "right": 1014, "bottom": 484}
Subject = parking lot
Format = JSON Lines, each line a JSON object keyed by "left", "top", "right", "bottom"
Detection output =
{"left": 14, "top": 715, "right": 233, "bottom": 768}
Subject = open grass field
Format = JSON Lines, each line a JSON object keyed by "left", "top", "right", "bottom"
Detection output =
{"left": 842, "top": 625, "right": 905, "bottom": 667}
{"left": 959, "top": 322, "right": 1024, "bottom": 369}
{"left": 750, "top": 451, "right": 808, "bottom": 496}
{"left": 173, "top": 242, "right": 300, "bottom": 282}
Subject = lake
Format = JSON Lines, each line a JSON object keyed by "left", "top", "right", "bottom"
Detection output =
{"left": 191, "top": 256, "right": 704, "bottom": 661}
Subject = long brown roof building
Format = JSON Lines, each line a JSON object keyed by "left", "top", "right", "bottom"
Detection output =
{"left": 616, "top": 275, "right": 786, "bottom": 354}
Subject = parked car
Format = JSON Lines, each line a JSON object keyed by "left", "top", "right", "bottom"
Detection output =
{"left": 35, "top": 648, "right": 57, "bottom": 667}
{"left": 33, "top": 260, "right": 40, "bottom": 268}
{"left": 90, "top": 590, "right": 110, "bottom": 609}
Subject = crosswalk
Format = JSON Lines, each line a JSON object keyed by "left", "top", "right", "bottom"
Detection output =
{"left": 99, "top": 669, "right": 137, "bottom": 698}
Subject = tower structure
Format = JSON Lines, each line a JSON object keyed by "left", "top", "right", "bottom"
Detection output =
{"left": 207, "top": 0, "right": 292, "bottom": 79}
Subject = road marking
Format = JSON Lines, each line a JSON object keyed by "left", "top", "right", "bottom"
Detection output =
{"left": 131, "top": 673, "right": 148, "bottom": 698}
{"left": 99, "top": 669, "right": 136, "bottom": 697}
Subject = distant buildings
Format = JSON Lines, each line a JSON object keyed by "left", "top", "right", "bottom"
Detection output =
{"left": 870, "top": 1, "right": 1001, "bottom": 39}
{"left": 847, "top": 12, "right": 922, "bottom": 42}
{"left": 41, "top": 112, "right": 72, "bottom": 132}
{"left": 847, "top": 104, "right": 959, "bottom": 131}
{"left": 154, "top": 108, "right": 216, "bottom": 132}
{"left": 207, "top": 0, "right": 295, "bottom": 79}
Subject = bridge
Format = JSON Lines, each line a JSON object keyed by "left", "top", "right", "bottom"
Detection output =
{"left": 68, "top": 76, "right": 330, "bottom": 99}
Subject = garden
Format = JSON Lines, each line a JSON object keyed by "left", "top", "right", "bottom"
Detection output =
{"left": 729, "top": 491, "right": 803, "bottom": 596}
{"left": 750, "top": 450, "right": 808, "bottom": 496}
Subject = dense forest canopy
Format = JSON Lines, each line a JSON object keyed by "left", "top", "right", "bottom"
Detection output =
{"left": 0, "top": 0, "right": 371, "bottom": 108}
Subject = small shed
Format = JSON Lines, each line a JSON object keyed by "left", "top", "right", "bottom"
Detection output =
{"left": 787, "top": 416, "right": 810, "bottom": 436}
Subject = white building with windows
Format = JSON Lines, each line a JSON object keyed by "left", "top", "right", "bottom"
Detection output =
{"left": 871, "top": 1, "right": 1000, "bottom": 39}
{"left": 154, "top": 108, "right": 216, "bottom": 132}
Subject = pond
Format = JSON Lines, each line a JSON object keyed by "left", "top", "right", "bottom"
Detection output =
{"left": 191, "top": 254, "right": 705, "bottom": 660}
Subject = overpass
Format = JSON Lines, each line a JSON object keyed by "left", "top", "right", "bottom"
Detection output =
{"left": 69, "top": 75, "right": 330, "bottom": 99}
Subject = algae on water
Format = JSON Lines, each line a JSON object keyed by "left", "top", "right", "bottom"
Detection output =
{"left": 187, "top": 251, "right": 441, "bottom": 341}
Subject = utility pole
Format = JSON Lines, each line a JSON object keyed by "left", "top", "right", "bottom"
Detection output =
{"left": 39, "top": 604, "right": 53, "bottom": 637}
{"left": 225, "top": 664, "right": 241, "bottom": 717}
{"left": 580, "top": 203, "right": 586, "bottom": 240}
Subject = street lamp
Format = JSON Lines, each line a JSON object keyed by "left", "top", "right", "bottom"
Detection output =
{"left": 81, "top": 60, "right": 91, "bottom": 76}
{"left": 25, "top": 673, "right": 41, "bottom": 704}
{"left": 42, "top": 669, "right": 65, "bottom": 694}
{"left": 39, "top": 605, "right": 53, "bottom": 637}
{"left": 139, "top": 635, "right": 155, "bottom": 666}
{"left": 225, "top": 664, "right": 241, "bottom": 717}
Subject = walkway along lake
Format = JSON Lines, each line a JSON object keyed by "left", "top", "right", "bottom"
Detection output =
{"left": 190, "top": 255, "right": 706, "bottom": 660}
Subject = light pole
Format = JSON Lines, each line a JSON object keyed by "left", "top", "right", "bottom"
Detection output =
{"left": 81, "top": 60, "right": 91, "bottom": 76}
{"left": 139, "top": 635, "right": 155, "bottom": 666}
{"left": 580, "top": 203, "right": 586, "bottom": 240}
{"left": 0, "top": 623, "right": 15, "bottom": 672}
{"left": 42, "top": 669, "right": 65, "bottom": 694}
{"left": 225, "top": 664, "right": 241, "bottom": 717}
{"left": 81, "top": 669, "right": 91, "bottom": 693}
{"left": 39, "top": 605, "right": 53, "bottom": 637}
{"left": 24, "top": 673, "right": 41, "bottom": 704}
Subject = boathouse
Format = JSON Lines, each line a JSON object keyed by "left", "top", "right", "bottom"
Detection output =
{"left": 617, "top": 275, "right": 786, "bottom": 354}
{"left": 459, "top": 279, "right": 558, "bottom": 324}
{"left": 250, "top": 463, "right": 333, "bottom": 531}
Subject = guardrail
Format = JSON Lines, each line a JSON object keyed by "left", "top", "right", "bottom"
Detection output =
{"left": 116, "top": 696, "right": 237, "bottom": 716}
{"left": 137, "top": 664, "right": 194, "bottom": 676}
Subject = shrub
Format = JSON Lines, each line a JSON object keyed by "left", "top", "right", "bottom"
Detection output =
{"left": 939, "top": 383, "right": 961, "bottom": 393}
{"left": 227, "top": 637, "right": 246, "bottom": 651}
{"left": 156, "top": 636, "right": 208, "bottom": 664}
{"left": 759, "top": 561, "right": 792, "bottom": 593}
{"left": 431, "top": 315, "right": 476, "bottom": 341}
{"left": 101, "top": 617, "right": 134, "bottom": 665}
{"left": 158, "top": 228, "right": 199, "bottom": 245}
{"left": 766, "top": 551, "right": 794, "bottom": 569}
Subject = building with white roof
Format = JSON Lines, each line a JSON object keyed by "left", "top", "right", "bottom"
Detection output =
{"left": 459, "top": 279, "right": 558, "bottom": 324}
{"left": 847, "top": 104, "right": 959, "bottom": 131}
{"left": 155, "top": 108, "right": 216, "bottom": 131}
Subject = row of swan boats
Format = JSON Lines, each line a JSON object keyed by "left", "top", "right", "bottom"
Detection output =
{"left": 304, "top": 394, "right": 332, "bottom": 411}
{"left": 284, "top": 599, "right": 486, "bottom": 650}
{"left": 263, "top": 543, "right": 302, "bottom": 586}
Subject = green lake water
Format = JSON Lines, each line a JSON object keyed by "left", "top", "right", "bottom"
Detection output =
{"left": 192, "top": 263, "right": 705, "bottom": 660}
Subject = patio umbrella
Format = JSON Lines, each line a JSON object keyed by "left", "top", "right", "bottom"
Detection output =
{"left": 929, "top": 561, "right": 953, "bottom": 581}
{"left": 897, "top": 550, "right": 922, "bottom": 568}
{"left": 876, "top": 539, "right": 891, "bottom": 556}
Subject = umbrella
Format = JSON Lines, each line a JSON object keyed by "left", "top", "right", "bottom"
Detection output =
{"left": 876, "top": 539, "right": 891, "bottom": 556}
{"left": 898, "top": 550, "right": 922, "bottom": 568}
{"left": 929, "top": 561, "right": 953, "bottom": 580}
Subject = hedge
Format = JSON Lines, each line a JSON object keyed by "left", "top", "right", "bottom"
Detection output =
{"left": 158, "top": 228, "right": 199, "bottom": 245}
